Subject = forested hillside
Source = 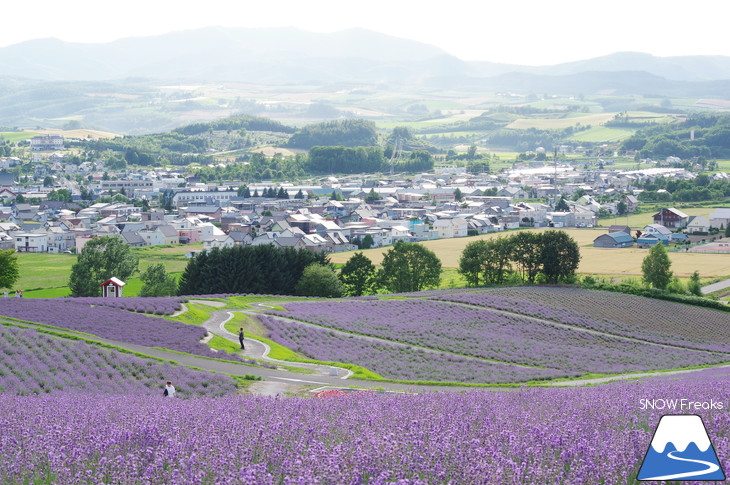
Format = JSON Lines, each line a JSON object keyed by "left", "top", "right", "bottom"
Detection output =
{"left": 286, "top": 120, "right": 379, "bottom": 149}
{"left": 621, "top": 113, "right": 730, "bottom": 159}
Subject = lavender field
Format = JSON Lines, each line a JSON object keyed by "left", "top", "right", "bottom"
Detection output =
{"left": 458, "top": 286, "right": 730, "bottom": 344}
{"left": 0, "top": 325, "right": 237, "bottom": 396}
{"left": 0, "top": 298, "right": 215, "bottom": 358}
{"left": 432, "top": 290, "right": 730, "bottom": 353}
{"left": 258, "top": 314, "right": 571, "bottom": 383}
{"left": 0, "top": 367, "right": 727, "bottom": 484}
{"left": 270, "top": 299, "right": 729, "bottom": 376}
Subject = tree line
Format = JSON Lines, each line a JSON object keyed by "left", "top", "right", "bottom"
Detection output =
{"left": 458, "top": 231, "right": 580, "bottom": 286}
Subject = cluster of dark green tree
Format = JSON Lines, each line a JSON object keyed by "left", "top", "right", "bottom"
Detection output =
{"left": 193, "top": 153, "right": 307, "bottom": 183}
{"left": 177, "top": 245, "right": 328, "bottom": 295}
{"left": 68, "top": 236, "right": 177, "bottom": 297}
{"left": 172, "top": 115, "right": 295, "bottom": 136}
{"left": 307, "top": 146, "right": 434, "bottom": 174}
{"left": 337, "top": 241, "right": 442, "bottom": 296}
{"left": 621, "top": 113, "right": 730, "bottom": 159}
{"left": 487, "top": 126, "right": 586, "bottom": 152}
{"left": 637, "top": 173, "right": 730, "bottom": 203}
{"left": 85, "top": 133, "right": 211, "bottom": 166}
{"left": 286, "top": 119, "right": 378, "bottom": 149}
{"left": 458, "top": 231, "right": 580, "bottom": 286}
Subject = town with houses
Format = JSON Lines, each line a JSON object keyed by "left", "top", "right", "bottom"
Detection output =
{"left": 2, "top": 134, "right": 730, "bottom": 256}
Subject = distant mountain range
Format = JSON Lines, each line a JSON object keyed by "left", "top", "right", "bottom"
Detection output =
{"left": 2, "top": 26, "right": 730, "bottom": 88}
{"left": 1, "top": 27, "right": 730, "bottom": 135}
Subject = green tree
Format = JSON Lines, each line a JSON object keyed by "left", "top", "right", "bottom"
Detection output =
{"left": 641, "top": 243, "right": 673, "bottom": 290}
{"left": 617, "top": 201, "right": 628, "bottom": 216}
{"left": 458, "top": 239, "right": 487, "bottom": 287}
{"left": 47, "top": 189, "right": 73, "bottom": 202}
{"left": 378, "top": 241, "right": 441, "bottom": 293}
{"left": 554, "top": 197, "right": 569, "bottom": 212}
{"left": 454, "top": 188, "right": 463, "bottom": 202}
{"left": 295, "top": 264, "right": 344, "bottom": 297}
{"left": 687, "top": 270, "right": 702, "bottom": 297}
{"left": 365, "top": 188, "right": 381, "bottom": 203}
{"left": 139, "top": 263, "right": 178, "bottom": 297}
{"left": 160, "top": 189, "right": 175, "bottom": 211}
{"left": 511, "top": 232, "right": 543, "bottom": 283}
{"left": 43, "top": 175, "right": 54, "bottom": 187}
{"left": 69, "top": 236, "right": 139, "bottom": 297}
{"left": 339, "top": 252, "right": 378, "bottom": 296}
{"left": 237, "top": 185, "right": 251, "bottom": 198}
{"left": 539, "top": 230, "right": 581, "bottom": 284}
{"left": 725, "top": 224, "right": 730, "bottom": 238}
{"left": 360, "top": 234, "right": 374, "bottom": 250}
{"left": 0, "top": 249, "right": 19, "bottom": 290}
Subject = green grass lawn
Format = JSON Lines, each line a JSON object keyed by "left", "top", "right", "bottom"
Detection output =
{"left": 16, "top": 244, "right": 197, "bottom": 296}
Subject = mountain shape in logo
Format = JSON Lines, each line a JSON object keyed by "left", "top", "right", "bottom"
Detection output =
{"left": 638, "top": 415, "right": 726, "bottom": 481}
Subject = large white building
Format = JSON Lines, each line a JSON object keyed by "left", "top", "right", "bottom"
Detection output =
{"left": 30, "top": 135, "right": 64, "bottom": 151}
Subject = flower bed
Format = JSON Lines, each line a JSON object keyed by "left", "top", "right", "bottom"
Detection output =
{"left": 440, "top": 286, "right": 730, "bottom": 348}
{"left": 270, "top": 299, "right": 728, "bottom": 374}
{"left": 0, "top": 299, "right": 213, "bottom": 357}
{"left": 0, "top": 325, "right": 237, "bottom": 397}
{"left": 258, "top": 315, "right": 571, "bottom": 383}
{"left": 70, "top": 297, "right": 187, "bottom": 315}
{"left": 0, "top": 367, "right": 727, "bottom": 484}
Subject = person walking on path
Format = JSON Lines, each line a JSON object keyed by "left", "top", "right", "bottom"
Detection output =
{"left": 238, "top": 328, "right": 245, "bottom": 350}
{"left": 163, "top": 380, "right": 176, "bottom": 397}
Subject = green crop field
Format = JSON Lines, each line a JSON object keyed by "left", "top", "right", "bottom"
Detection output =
{"left": 567, "top": 126, "right": 636, "bottom": 142}
{"left": 0, "top": 132, "right": 38, "bottom": 142}
{"left": 506, "top": 113, "right": 616, "bottom": 130}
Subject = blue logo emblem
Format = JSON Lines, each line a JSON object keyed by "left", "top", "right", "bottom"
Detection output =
{"left": 638, "top": 415, "right": 726, "bottom": 481}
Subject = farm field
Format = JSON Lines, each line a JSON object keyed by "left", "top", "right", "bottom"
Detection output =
{"left": 0, "top": 290, "right": 728, "bottom": 482}
{"left": 329, "top": 228, "right": 730, "bottom": 277}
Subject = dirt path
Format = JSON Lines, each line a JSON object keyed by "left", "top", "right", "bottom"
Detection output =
{"left": 202, "top": 310, "right": 353, "bottom": 379}
{"left": 547, "top": 364, "right": 730, "bottom": 386}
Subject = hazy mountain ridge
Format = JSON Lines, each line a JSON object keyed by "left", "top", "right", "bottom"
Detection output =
{"left": 2, "top": 27, "right": 730, "bottom": 83}
{"left": 1, "top": 27, "right": 730, "bottom": 134}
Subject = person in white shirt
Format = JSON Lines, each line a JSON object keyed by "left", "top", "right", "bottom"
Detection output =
{"left": 163, "top": 381, "right": 176, "bottom": 397}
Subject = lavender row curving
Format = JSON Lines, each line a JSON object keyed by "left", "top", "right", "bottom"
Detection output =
{"left": 258, "top": 315, "right": 572, "bottom": 383}
{"left": 270, "top": 299, "right": 728, "bottom": 374}
{"left": 0, "top": 299, "right": 215, "bottom": 358}
{"left": 69, "top": 297, "right": 188, "bottom": 315}
{"left": 476, "top": 286, "right": 730, "bottom": 344}
{"left": 0, "top": 325, "right": 237, "bottom": 397}
{"left": 432, "top": 289, "right": 730, "bottom": 353}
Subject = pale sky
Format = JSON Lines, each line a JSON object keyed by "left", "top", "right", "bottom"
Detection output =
{"left": 3, "top": 0, "right": 728, "bottom": 65}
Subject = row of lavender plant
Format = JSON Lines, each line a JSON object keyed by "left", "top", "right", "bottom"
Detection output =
{"left": 432, "top": 290, "right": 730, "bottom": 353}
{"left": 0, "top": 299, "right": 216, "bottom": 358}
{"left": 69, "top": 297, "right": 188, "bottom": 315}
{"left": 258, "top": 315, "right": 571, "bottom": 383}
{"left": 0, "top": 325, "right": 237, "bottom": 397}
{"left": 0, "top": 366, "right": 726, "bottom": 484}
{"left": 270, "top": 300, "right": 728, "bottom": 373}
{"left": 477, "top": 286, "right": 730, "bottom": 345}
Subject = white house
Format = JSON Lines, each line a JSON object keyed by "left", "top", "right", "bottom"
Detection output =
{"left": 685, "top": 215, "right": 710, "bottom": 234}
{"left": 13, "top": 232, "right": 48, "bottom": 253}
